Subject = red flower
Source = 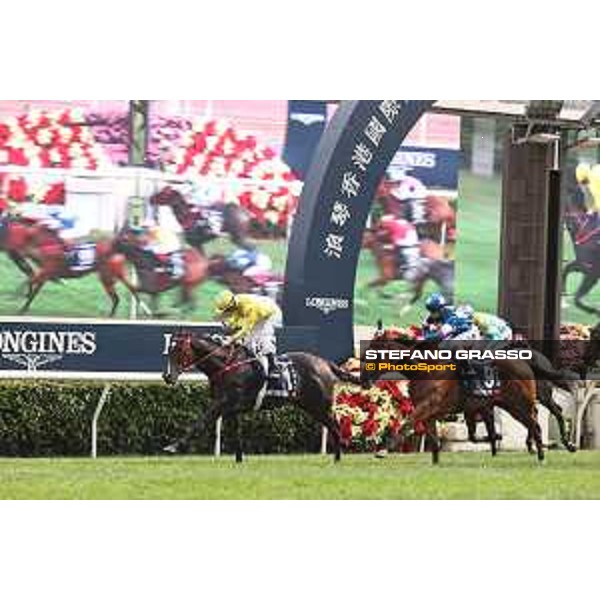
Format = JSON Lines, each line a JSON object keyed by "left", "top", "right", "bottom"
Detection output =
{"left": 8, "top": 148, "right": 28, "bottom": 166}
{"left": 43, "top": 182, "right": 66, "bottom": 205}
{"left": 398, "top": 398, "right": 414, "bottom": 416}
{"left": 339, "top": 416, "right": 353, "bottom": 442}
{"left": 0, "top": 123, "right": 10, "bottom": 145}
{"left": 7, "top": 178, "right": 28, "bottom": 202}
{"left": 414, "top": 421, "right": 426, "bottom": 435}
{"left": 363, "top": 419, "right": 378, "bottom": 438}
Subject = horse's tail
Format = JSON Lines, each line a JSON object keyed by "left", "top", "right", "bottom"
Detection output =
{"left": 328, "top": 362, "right": 368, "bottom": 387}
{"left": 529, "top": 350, "right": 580, "bottom": 393}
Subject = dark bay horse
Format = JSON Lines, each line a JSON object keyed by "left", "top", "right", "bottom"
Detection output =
{"left": 113, "top": 229, "right": 210, "bottom": 314}
{"left": 563, "top": 209, "right": 600, "bottom": 316}
{"left": 162, "top": 332, "right": 362, "bottom": 462}
{"left": 150, "top": 186, "right": 253, "bottom": 251}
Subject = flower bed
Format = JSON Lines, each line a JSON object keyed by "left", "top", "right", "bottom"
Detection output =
{"left": 0, "top": 108, "right": 112, "bottom": 208}
{"left": 160, "top": 117, "right": 301, "bottom": 235}
{"left": 333, "top": 379, "right": 414, "bottom": 451}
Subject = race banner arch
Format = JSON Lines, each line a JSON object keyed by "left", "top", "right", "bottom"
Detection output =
{"left": 283, "top": 100, "right": 435, "bottom": 361}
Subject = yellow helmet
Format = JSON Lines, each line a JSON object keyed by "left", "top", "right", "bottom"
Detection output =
{"left": 215, "top": 290, "right": 237, "bottom": 314}
{"left": 576, "top": 163, "right": 591, "bottom": 184}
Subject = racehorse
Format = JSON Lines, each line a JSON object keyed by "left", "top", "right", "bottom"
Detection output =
{"left": 0, "top": 215, "right": 40, "bottom": 285}
{"left": 15, "top": 224, "right": 140, "bottom": 315}
{"left": 562, "top": 209, "right": 600, "bottom": 316}
{"left": 150, "top": 186, "right": 253, "bottom": 252}
{"left": 162, "top": 331, "right": 362, "bottom": 462}
{"left": 113, "top": 228, "right": 210, "bottom": 314}
{"left": 362, "top": 227, "right": 454, "bottom": 307}
{"left": 207, "top": 254, "right": 283, "bottom": 302}
{"left": 367, "top": 328, "right": 578, "bottom": 461}
{"left": 376, "top": 180, "right": 456, "bottom": 242}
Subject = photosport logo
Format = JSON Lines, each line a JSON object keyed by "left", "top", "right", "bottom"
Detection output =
{"left": 0, "top": 329, "right": 97, "bottom": 372}
{"left": 305, "top": 296, "right": 350, "bottom": 315}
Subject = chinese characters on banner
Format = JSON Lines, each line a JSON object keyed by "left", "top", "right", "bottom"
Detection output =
{"left": 323, "top": 101, "right": 403, "bottom": 260}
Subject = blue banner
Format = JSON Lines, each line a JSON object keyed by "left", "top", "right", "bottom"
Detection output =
{"left": 391, "top": 146, "right": 461, "bottom": 190}
{"left": 282, "top": 100, "right": 328, "bottom": 179}
{"left": 0, "top": 320, "right": 220, "bottom": 377}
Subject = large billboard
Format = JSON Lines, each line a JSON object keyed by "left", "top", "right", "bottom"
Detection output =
{"left": 0, "top": 101, "right": 459, "bottom": 343}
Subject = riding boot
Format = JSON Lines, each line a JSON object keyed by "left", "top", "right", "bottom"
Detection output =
{"left": 266, "top": 353, "right": 277, "bottom": 380}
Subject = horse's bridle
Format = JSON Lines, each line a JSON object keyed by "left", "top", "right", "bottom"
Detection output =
{"left": 172, "top": 333, "right": 257, "bottom": 378}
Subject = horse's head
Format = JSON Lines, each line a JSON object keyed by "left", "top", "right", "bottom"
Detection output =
{"left": 151, "top": 186, "right": 182, "bottom": 207}
{"left": 162, "top": 331, "right": 227, "bottom": 385}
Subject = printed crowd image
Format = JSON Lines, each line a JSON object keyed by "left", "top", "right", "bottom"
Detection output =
{"left": 1, "top": 100, "right": 600, "bottom": 500}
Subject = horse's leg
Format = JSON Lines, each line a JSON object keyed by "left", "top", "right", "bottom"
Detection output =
{"left": 425, "top": 420, "right": 441, "bottom": 465}
{"left": 223, "top": 411, "right": 244, "bottom": 463}
{"left": 498, "top": 399, "right": 545, "bottom": 462}
{"left": 319, "top": 412, "right": 342, "bottom": 462}
{"left": 9, "top": 252, "right": 34, "bottom": 295}
{"left": 480, "top": 407, "right": 498, "bottom": 457}
{"left": 98, "top": 270, "right": 120, "bottom": 317}
{"left": 538, "top": 381, "right": 577, "bottom": 453}
{"left": 164, "top": 396, "right": 229, "bottom": 454}
{"left": 573, "top": 272, "right": 600, "bottom": 316}
{"left": 18, "top": 273, "right": 47, "bottom": 314}
{"left": 464, "top": 408, "right": 479, "bottom": 443}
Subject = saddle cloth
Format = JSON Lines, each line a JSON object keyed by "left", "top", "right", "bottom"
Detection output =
{"left": 459, "top": 359, "right": 501, "bottom": 399}
{"left": 67, "top": 243, "right": 96, "bottom": 270}
{"left": 255, "top": 354, "right": 299, "bottom": 410}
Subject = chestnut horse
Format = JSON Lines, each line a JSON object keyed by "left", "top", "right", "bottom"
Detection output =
{"left": 207, "top": 254, "right": 283, "bottom": 302}
{"left": 150, "top": 186, "right": 253, "bottom": 251}
{"left": 362, "top": 227, "right": 454, "bottom": 307}
{"left": 365, "top": 331, "right": 578, "bottom": 463}
{"left": 16, "top": 225, "right": 139, "bottom": 316}
{"left": 0, "top": 216, "right": 39, "bottom": 283}
{"left": 376, "top": 180, "right": 456, "bottom": 242}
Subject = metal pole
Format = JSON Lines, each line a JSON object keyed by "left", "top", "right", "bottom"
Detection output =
{"left": 91, "top": 383, "right": 112, "bottom": 459}
{"left": 214, "top": 417, "right": 223, "bottom": 457}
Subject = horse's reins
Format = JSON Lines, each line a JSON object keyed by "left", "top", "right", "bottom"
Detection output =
{"left": 176, "top": 334, "right": 258, "bottom": 379}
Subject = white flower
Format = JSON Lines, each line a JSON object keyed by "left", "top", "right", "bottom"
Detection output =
{"left": 24, "top": 144, "right": 39, "bottom": 159}
{"left": 252, "top": 190, "right": 270, "bottom": 210}
{"left": 27, "top": 108, "right": 42, "bottom": 126}
{"left": 70, "top": 107, "right": 85, "bottom": 122}
{"left": 0, "top": 149, "right": 8, "bottom": 163}
{"left": 214, "top": 119, "right": 229, "bottom": 135}
{"left": 36, "top": 129, "right": 53, "bottom": 146}
{"left": 205, "top": 136, "right": 218, "bottom": 151}
{"left": 49, "top": 149, "right": 62, "bottom": 164}
{"left": 192, "top": 117, "right": 208, "bottom": 132}
{"left": 265, "top": 210, "right": 279, "bottom": 225}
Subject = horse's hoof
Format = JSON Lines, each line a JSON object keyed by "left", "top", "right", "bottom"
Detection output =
{"left": 162, "top": 444, "right": 178, "bottom": 454}
{"left": 566, "top": 443, "right": 578, "bottom": 453}
{"left": 374, "top": 449, "right": 388, "bottom": 459}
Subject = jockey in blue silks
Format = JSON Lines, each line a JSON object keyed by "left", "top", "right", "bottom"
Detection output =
{"left": 422, "top": 293, "right": 480, "bottom": 341}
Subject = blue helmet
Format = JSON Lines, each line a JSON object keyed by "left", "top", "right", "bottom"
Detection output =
{"left": 425, "top": 292, "right": 447, "bottom": 312}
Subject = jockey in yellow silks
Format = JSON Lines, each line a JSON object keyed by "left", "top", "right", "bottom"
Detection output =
{"left": 214, "top": 290, "right": 282, "bottom": 377}
{"left": 576, "top": 163, "right": 600, "bottom": 212}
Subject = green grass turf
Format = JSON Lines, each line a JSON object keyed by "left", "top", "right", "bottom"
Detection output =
{"left": 1, "top": 170, "right": 598, "bottom": 326}
{"left": 0, "top": 451, "right": 599, "bottom": 499}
